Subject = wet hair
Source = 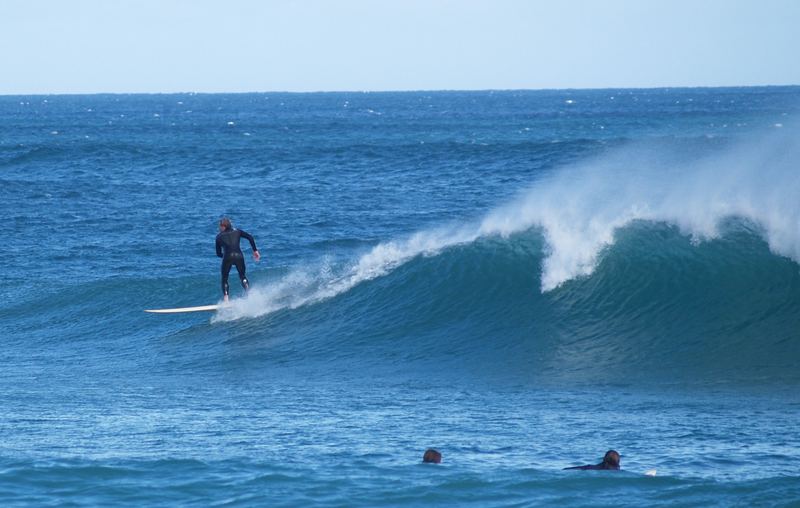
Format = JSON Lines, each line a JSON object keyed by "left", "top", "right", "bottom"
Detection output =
{"left": 219, "top": 217, "right": 232, "bottom": 230}
{"left": 422, "top": 449, "right": 442, "bottom": 464}
{"left": 603, "top": 450, "right": 620, "bottom": 468}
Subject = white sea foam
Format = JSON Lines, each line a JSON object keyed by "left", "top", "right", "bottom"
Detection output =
{"left": 480, "top": 125, "right": 800, "bottom": 290}
{"left": 214, "top": 124, "right": 800, "bottom": 320}
{"left": 212, "top": 226, "right": 480, "bottom": 322}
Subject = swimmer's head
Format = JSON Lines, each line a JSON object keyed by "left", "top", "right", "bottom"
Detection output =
{"left": 603, "top": 450, "right": 620, "bottom": 468}
{"left": 423, "top": 449, "right": 442, "bottom": 464}
{"left": 219, "top": 217, "right": 232, "bottom": 230}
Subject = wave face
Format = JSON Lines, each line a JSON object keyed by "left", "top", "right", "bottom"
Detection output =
{"left": 211, "top": 222, "right": 800, "bottom": 386}
{"left": 201, "top": 119, "right": 800, "bottom": 386}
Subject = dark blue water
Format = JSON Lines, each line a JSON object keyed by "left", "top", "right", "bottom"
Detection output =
{"left": 1, "top": 88, "right": 800, "bottom": 506}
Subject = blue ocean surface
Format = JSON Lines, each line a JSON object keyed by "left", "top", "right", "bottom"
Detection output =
{"left": 1, "top": 87, "right": 800, "bottom": 506}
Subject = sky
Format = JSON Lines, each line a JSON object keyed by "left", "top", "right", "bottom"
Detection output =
{"left": 1, "top": 0, "right": 799, "bottom": 94}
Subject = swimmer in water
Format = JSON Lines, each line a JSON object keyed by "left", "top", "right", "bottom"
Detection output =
{"left": 215, "top": 217, "right": 260, "bottom": 301}
{"left": 564, "top": 450, "right": 621, "bottom": 470}
{"left": 422, "top": 449, "right": 442, "bottom": 464}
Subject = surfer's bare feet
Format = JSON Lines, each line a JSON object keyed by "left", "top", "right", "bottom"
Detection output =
{"left": 223, "top": 295, "right": 229, "bottom": 303}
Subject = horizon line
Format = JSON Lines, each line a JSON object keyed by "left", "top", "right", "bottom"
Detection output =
{"left": 2, "top": 83, "right": 799, "bottom": 98}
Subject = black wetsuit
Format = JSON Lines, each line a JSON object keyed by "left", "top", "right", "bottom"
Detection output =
{"left": 564, "top": 450, "right": 620, "bottom": 471}
{"left": 215, "top": 227, "right": 258, "bottom": 296}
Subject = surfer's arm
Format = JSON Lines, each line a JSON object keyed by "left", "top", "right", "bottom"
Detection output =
{"left": 215, "top": 236, "right": 223, "bottom": 258}
{"left": 239, "top": 230, "right": 260, "bottom": 260}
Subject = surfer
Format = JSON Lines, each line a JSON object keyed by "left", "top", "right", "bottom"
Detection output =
{"left": 215, "top": 217, "right": 260, "bottom": 301}
{"left": 563, "top": 450, "right": 620, "bottom": 471}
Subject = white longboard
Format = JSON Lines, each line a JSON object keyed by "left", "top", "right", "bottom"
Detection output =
{"left": 145, "top": 304, "right": 220, "bottom": 314}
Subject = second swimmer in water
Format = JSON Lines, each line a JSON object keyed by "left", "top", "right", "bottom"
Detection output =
{"left": 563, "top": 450, "right": 621, "bottom": 471}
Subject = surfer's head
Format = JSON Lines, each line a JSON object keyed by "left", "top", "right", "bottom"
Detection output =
{"left": 422, "top": 449, "right": 442, "bottom": 464}
{"left": 219, "top": 217, "right": 232, "bottom": 231}
{"left": 602, "top": 450, "right": 620, "bottom": 469}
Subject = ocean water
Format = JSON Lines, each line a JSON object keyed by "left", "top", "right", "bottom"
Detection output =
{"left": 1, "top": 87, "right": 799, "bottom": 506}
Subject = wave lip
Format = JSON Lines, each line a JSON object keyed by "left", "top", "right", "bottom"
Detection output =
{"left": 479, "top": 125, "right": 800, "bottom": 290}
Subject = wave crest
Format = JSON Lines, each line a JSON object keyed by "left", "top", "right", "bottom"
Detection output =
{"left": 480, "top": 126, "right": 800, "bottom": 290}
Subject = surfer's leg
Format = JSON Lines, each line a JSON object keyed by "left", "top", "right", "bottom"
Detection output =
{"left": 221, "top": 258, "right": 234, "bottom": 299}
{"left": 234, "top": 256, "right": 249, "bottom": 291}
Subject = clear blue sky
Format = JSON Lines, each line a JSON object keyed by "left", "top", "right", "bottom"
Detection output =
{"left": 2, "top": 0, "right": 798, "bottom": 94}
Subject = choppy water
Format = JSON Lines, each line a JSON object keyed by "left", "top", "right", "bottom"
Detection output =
{"left": 1, "top": 87, "right": 799, "bottom": 506}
